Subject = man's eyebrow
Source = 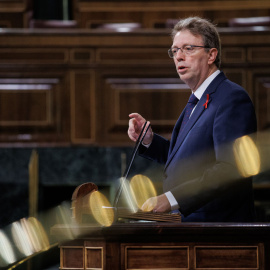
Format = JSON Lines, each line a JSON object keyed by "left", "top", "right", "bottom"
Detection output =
{"left": 171, "top": 43, "right": 189, "bottom": 48}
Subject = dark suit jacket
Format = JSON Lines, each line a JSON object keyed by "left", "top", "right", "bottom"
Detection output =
{"left": 140, "top": 72, "right": 257, "bottom": 222}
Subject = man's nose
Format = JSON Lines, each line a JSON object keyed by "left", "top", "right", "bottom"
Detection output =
{"left": 175, "top": 49, "right": 185, "bottom": 60}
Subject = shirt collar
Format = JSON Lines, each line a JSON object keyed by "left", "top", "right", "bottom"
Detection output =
{"left": 193, "top": 70, "right": 220, "bottom": 100}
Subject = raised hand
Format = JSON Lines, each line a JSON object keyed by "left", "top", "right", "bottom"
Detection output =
{"left": 128, "top": 113, "right": 153, "bottom": 145}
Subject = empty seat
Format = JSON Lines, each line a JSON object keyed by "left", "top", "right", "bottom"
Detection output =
{"left": 228, "top": 16, "right": 270, "bottom": 27}
{"left": 29, "top": 20, "right": 78, "bottom": 28}
{"left": 96, "top": 23, "right": 141, "bottom": 31}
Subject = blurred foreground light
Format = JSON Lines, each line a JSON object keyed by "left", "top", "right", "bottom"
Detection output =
{"left": 11, "top": 217, "right": 50, "bottom": 257}
{"left": 118, "top": 177, "right": 138, "bottom": 213}
{"left": 11, "top": 221, "right": 34, "bottom": 256}
{"left": 233, "top": 135, "right": 260, "bottom": 177}
{"left": 0, "top": 230, "right": 16, "bottom": 267}
{"left": 25, "top": 217, "right": 50, "bottom": 252}
{"left": 130, "top": 174, "right": 157, "bottom": 210}
{"left": 56, "top": 202, "right": 77, "bottom": 240}
{"left": 89, "top": 191, "right": 114, "bottom": 227}
{"left": 141, "top": 196, "right": 158, "bottom": 212}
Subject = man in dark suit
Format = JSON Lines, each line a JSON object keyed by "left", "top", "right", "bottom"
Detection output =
{"left": 128, "top": 17, "right": 257, "bottom": 222}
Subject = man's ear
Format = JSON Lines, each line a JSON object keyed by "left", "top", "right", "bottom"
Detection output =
{"left": 208, "top": 48, "right": 218, "bottom": 65}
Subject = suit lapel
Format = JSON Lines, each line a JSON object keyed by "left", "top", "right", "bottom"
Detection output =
{"left": 168, "top": 109, "right": 186, "bottom": 156}
{"left": 165, "top": 72, "right": 226, "bottom": 169}
{"left": 165, "top": 97, "right": 208, "bottom": 168}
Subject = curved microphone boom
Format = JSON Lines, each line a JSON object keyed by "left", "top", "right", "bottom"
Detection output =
{"left": 113, "top": 121, "right": 151, "bottom": 218}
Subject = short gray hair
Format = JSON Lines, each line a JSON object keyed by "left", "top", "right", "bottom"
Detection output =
{"left": 171, "top": 17, "right": 221, "bottom": 68}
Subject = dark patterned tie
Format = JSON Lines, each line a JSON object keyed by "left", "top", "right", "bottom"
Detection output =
{"left": 179, "top": 93, "right": 199, "bottom": 133}
{"left": 169, "top": 93, "right": 199, "bottom": 155}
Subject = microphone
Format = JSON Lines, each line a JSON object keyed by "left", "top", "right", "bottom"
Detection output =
{"left": 112, "top": 121, "right": 151, "bottom": 221}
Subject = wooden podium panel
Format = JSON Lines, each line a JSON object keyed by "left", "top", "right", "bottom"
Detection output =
{"left": 51, "top": 222, "right": 270, "bottom": 270}
{"left": 195, "top": 246, "right": 259, "bottom": 269}
{"left": 123, "top": 245, "right": 189, "bottom": 269}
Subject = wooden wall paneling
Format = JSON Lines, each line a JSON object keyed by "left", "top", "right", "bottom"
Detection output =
{"left": 74, "top": 0, "right": 270, "bottom": 29}
{"left": 0, "top": 28, "right": 270, "bottom": 146}
{"left": 248, "top": 47, "right": 270, "bottom": 64}
{"left": 70, "top": 48, "right": 95, "bottom": 65}
{"left": 70, "top": 70, "right": 96, "bottom": 144}
{"left": 0, "top": 48, "right": 69, "bottom": 65}
{"left": 0, "top": 81, "right": 52, "bottom": 126}
{"left": 75, "top": 0, "right": 270, "bottom": 12}
{"left": 254, "top": 75, "right": 270, "bottom": 131}
{"left": 78, "top": 12, "right": 145, "bottom": 29}
{"left": 253, "top": 72, "right": 270, "bottom": 179}
{"left": 204, "top": 9, "right": 270, "bottom": 27}
{"left": 0, "top": 74, "right": 70, "bottom": 145}
{"left": 96, "top": 68, "right": 189, "bottom": 146}
{"left": 0, "top": 0, "right": 28, "bottom": 11}
{"left": 0, "top": 14, "right": 22, "bottom": 28}
{"left": 96, "top": 48, "right": 170, "bottom": 64}
{"left": 71, "top": 0, "right": 77, "bottom": 22}
{"left": 0, "top": 44, "right": 71, "bottom": 144}
{"left": 0, "top": 0, "right": 32, "bottom": 28}
{"left": 222, "top": 47, "right": 246, "bottom": 64}
{"left": 0, "top": 20, "right": 11, "bottom": 28}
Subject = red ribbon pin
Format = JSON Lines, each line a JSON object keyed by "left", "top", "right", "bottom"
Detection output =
{"left": 203, "top": 94, "right": 209, "bottom": 109}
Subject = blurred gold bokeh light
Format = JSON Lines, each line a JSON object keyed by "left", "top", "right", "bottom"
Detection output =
{"left": 233, "top": 135, "right": 261, "bottom": 177}
{"left": 130, "top": 174, "right": 157, "bottom": 211}
{"left": 89, "top": 191, "right": 114, "bottom": 227}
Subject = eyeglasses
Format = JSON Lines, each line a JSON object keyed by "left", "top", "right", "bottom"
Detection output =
{"left": 168, "top": 45, "right": 211, "bottom": 58}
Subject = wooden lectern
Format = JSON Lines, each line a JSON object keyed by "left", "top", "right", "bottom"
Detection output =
{"left": 51, "top": 222, "right": 270, "bottom": 270}
{"left": 52, "top": 126, "right": 270, "bottom": 269}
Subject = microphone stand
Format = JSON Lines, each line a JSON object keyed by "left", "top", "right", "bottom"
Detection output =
{"left": 113, "top": 121, "right": 150, "bottom": 222}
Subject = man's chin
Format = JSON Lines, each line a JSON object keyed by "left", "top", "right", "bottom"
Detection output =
{"left": 178, "top": 73, "right": 189, "bottom": 84}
